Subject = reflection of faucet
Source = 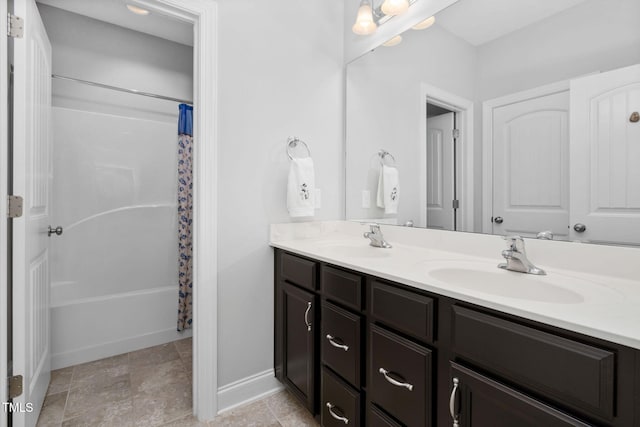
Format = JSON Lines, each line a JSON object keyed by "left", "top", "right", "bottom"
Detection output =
{"left": 498, "top": 235, "right": 545, "bottom": 275}
{"left": 364, "top": 224, "right": 392, "bottom": 248}
{"left": 536, "top": 230, "right": 553, "bottom": 240}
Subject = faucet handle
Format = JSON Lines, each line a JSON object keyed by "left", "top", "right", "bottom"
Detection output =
{"left": 367, "top": 223, "right": 381, "bottom": 233}
{"left": 503, "top": 235, "right": 524, "bottom": 250}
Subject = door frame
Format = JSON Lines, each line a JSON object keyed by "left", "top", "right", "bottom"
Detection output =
{"left": 481, "top": 80, "right": 570, "bottom": 234}
{"left": 420, "top": 83, "right": 474, "bottom": 231}
{"left": 133, "top": 0, "right": 219, "bottom": 420}
{"left": 2, "top": 0, "right": 219, "bottom": 422}
{"left": 1, "top": 0, "right": 10, "bottom": 424}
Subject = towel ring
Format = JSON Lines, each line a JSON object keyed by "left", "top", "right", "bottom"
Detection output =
{"left": 287, "top": 136, "right": 312, "bottom": 160}
{"left": 378, "top": 149, "right": 396, "bottom": 166}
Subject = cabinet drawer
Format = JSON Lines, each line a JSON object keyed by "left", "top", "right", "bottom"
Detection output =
{"left": 452, "top": 306, "right": 615, "bottom": 420}
{"left": 370, "top": 280, "right": 434, "bottom": 343}
{"left": 369, "top": 405, "right": 402, "bottom": 427}
{"left": 322, "top": 302, "right": 362, "bottom": 387}
{"left": 321, "top": 265, "right": 363, "bottom": 310}
{"left": 451, "top": 362, "right": 591, "bottom": 426}
{"left": 369, "top": 325, "right": 432, "bottom": 427}
{"left": 322, "top": 368, "right": 361, "bottom": 427}
{"left": 281, "top": 252, "right": 317, "bottom": 291}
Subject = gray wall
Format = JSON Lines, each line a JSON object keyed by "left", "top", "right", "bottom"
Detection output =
{"left": 215, "top": 0, "right": 345, "bottom": 387}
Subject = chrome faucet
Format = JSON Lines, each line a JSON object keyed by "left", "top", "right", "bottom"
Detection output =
{"left": 364, "top": 224, "right": 392, "bottom": 248}
{"left": 498, "top": 235, "right": 545, "bottom": 275}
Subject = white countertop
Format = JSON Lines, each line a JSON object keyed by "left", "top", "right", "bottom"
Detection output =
{"left": 270, "top": 221, "right": 640, "bottom": 350}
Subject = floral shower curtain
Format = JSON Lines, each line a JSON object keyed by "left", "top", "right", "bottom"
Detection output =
{"left": 177, "top": 103, "right": 193, "bottom": 331}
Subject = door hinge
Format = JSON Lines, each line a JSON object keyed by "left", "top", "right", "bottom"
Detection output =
{"left": 7, "top": 14, "right": 24, "bottom": 38}
{"left": 452, "top": 128, "right": 460, "bottom": 139}
{"left": 452, "top": 199, "right": 460, "bottom": 209}
{"left": 8, "top": 195, "right": 24, "bottom": 218}
{"left": 8, "top": 375, "right": 23, "bottom": 399}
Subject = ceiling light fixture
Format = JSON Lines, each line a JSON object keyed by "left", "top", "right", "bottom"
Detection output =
{"left": 352, "top": 0, "right": 378, "bottom": 35}
{"left": 382, "top": 35, "right": 403, "bottom": 47}
{"left": 381, "top": 0, "right": 409, "bottom": 16}
{"left": 412, "top": 16, "right": 435, "bottom": 30}
{"left": 126, "top": 4, "right": 150, "bottom": 16}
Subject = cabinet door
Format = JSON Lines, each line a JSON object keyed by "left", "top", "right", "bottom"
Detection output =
{"left": 450, "top": 363, "right": 591, "bottom": 427}
{"left": 282, "top": 282, "right": 317, "bottom": 412}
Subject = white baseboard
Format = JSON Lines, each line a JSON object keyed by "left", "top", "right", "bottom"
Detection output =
{"left": 51, "top": 328, "right": 192, "bottom": 370}
{"left": 217, "top": 369, "right": 283, "bottom": 414}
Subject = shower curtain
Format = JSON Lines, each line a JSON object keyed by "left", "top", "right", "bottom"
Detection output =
{"left": 177, "top": 103, "right": 193, "bottom": 331}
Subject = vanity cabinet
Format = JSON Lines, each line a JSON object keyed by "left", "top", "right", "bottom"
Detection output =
{"left": 273, "top": 249, "right": 640, "bottom": 426}
{"left": 275, "top": 251, "right": 319, "bottom": 413}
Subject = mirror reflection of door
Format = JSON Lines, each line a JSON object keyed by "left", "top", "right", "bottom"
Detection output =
{"left": 490, "top": 89, "right": 570, "bottom": 240}
{"left": 426, "top": 104, "right": 457, "bottom": 231}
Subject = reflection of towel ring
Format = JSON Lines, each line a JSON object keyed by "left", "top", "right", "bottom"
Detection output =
{"left": 287, "top": 136, "right": 312, "bottom": 160}
{"left": 378, "top": 149, "right": 396, "bottom": 166}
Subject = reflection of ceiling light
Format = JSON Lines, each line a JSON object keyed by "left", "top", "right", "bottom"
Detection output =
{"left": 352, "top": 0, "right": 377, "bottom": 35}
{"left": 126, "top": 4, "right": 150, "bottom": 15}
{"left": 412, "top": 16, "right": 436, "bottom": 30}
{"left": 381, "top": 0, "right": 409, "bottom": 16}
{"left": 382, "top": 35, "right": 403, "bottom": 47}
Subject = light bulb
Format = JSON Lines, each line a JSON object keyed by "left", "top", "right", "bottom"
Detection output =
{"left": 381, "top": 0, "right": 409, "bottom": 16}
{"left": 352, "top": 0, "right": 378, "bottom": 35}
{"left": 126, "top": 4, "right": 150, "bottom": 15}
{"left": 382, "top": 35, "right": 403, "bottom": 47}
{"left": 412, "top": 16, "right": 436, "bottom": 30}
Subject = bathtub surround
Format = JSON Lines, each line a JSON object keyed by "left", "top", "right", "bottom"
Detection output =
{"left": 177, "top": 103, "right": 194, "bottom": 332}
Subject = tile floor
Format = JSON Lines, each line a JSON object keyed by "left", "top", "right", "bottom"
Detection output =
{"left": 36, "top": 338, "right": 318, "bottom": 426}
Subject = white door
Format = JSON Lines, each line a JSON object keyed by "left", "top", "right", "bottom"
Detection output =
{"left": 491, "top": 90, "right": 570, "bottom": 239}
{"left": 570, "top": 65, "right": 640, "bottom": 245}
{"left": 12, "top": 0, "right": 52, "bottom": 425}
{"left": 426, "top": 112, "right": 455, "bottom": 230}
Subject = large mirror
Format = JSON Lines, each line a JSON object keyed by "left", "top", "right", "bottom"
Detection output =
{"left": 345, "top": 0, "right": 640, "bottom": 246}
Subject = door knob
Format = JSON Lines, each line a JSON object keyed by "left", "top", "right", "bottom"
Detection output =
{"left": 573, "top": 223, "right": 587, "bottom": 233}
{"left": 494, "top": 216, "right": 504, "bottom": 224}
{"left": 48, "top": 226, "right": 63, "bottom": 236}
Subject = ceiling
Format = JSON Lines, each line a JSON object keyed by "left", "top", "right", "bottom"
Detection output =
{"left": 36, "top": 0, "right": 193, "bottom": 46}
{"left": 435, "top": 0, "right": 588, "bottom": 46}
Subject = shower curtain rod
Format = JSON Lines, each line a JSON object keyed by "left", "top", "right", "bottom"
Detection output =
{"left": 51, "top": 74, "right": 193, "bottom": 105}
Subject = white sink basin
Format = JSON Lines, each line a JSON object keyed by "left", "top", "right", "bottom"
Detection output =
{"left": 314, "top": 240, "right": 393, "bottom": 259}
{"left": 420, "top": 260, "right": 621, "bottom": 304}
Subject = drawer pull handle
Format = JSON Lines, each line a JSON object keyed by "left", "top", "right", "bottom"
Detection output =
{"left": 304, "top": 302, "right": 312, "bottom": 332}
{"left": 378, "top": 368, "right": 413, "bottom": 391}
{"left": 326, "top": 402, "right": 349, "bottom": 424}
{"left": 326, "top": 334, "right": 349, "bottom": 352}
{"left": 449, "top": 377, "right": 460, "bottom": 427}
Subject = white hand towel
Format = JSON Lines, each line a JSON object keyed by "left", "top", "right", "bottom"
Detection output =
{"left": 376, "top": 165, "right": 399, "bottom": 214}
{"left": 287, "top": 157, "right": 315, "bottom": 217}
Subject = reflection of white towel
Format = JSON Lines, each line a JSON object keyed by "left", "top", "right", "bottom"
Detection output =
{"left": 376, "top": 165, "right": 399, "bottom": 214}
{"left": 287, "top": 158, "right": 315, "bottom": 217}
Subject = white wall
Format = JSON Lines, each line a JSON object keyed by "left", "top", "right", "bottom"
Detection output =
{"left": 346, "top": 25, "right": 476, "bottom": 225}
{"left": 38, "top": 5, "right": 194, "bottom": 368}
{"left": 215, "top": 0, "right": 345, "bottom": 390}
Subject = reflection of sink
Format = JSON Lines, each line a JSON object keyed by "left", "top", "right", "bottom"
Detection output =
{"left": 420, "top": 260, "right": 619, "bottom": 304}
{"left": 314, "top": 240, "right": 392, "bottom": 259}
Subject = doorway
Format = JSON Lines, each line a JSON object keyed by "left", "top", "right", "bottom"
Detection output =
{"left": 419, "top": 83, "right": 474, "bottom": 232}
{"left": 426, "top": 103, "right": 457, "bottom": 231}
{"left": 3, "top": 0, "right": 219, "bottom": 424}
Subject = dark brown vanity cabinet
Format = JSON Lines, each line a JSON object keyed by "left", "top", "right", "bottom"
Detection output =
{"left": 275, "top": 251, "right": 319, "bottom": 413}
{"left": 274, "top": 249, "right": 640, "bottom": 426}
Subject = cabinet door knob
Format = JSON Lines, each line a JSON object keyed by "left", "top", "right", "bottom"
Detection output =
{"left": 573, "top": 223, "right": 587, "bottom": 233}
{"left": 326, "top": 334, "right": 349, "bottom": 351}
{"left": 449, "top": 377, "right": 460, "bottom": 427}
{"left": 494, "top": 216, "right": 504, "bottom": 224}
{"left": 326, "top": 402, "right": 349, "bottom": 424}
{"left": 304, "top": 301, "right": 312, "bottom": 332}
{"left": 378, "top": 368, "right": 413, "bottom": 391}
{"left": 48, "top": 225, "right": 63, "bottom": 236}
